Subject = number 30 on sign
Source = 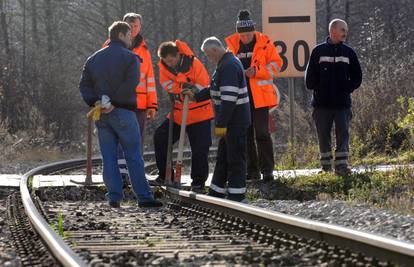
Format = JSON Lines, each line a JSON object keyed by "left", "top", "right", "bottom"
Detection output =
{"left": 262, "top": 0, "right": 316, "bottom": 78}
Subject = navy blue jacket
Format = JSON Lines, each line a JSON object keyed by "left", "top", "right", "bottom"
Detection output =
{"left": 195, "top": 52, "right": 251, "bottom": 128}
{"left": 79, "top": 40, "right": 140, "bottom": 110}
{"left": 305, "top": 38, "right": 362, "bottom": 109}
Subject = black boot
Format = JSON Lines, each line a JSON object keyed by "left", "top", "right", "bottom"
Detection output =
{"left": 138, "top": 199, "right": 163, "bottom": 208}
{"left": 246, "top": 172, "right": 261, "bottom": 181}
{"left": 262, "top": 172, "right": 274, "bottom": 183}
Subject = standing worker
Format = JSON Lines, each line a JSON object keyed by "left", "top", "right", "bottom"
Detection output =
{"left": 112, "top": 13, "right": 158, "bottom": 179}
{"left": 79, "top": 21, "right": 162, "bottom": 208}
{"left": 154, "top": 40, "right": 213, "bottom": 192}
{"left": 305, "top": 19, "right": 362, "bottom": 175}
{"left": 225, "top": 10, "right": 283, "bottom": 182}
{"left": 183, "top": 37, "right": 251, "bottom": 202}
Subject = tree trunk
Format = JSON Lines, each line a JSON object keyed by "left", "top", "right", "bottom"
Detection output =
{"left": 102, "top": 0, "right": 110, "bottom": 29}
{"left": 30, "top": 0, "right": 39, "bottom": 45}
{"left": 0, "top": 0, "right": 11, "bottom": 60}
{"left": 171, "top": 0, "right": 178, "bottom": 39}
{"left": 0, "top": 0, "right": 11, "bottom": 121}
{"left": 43, "top": 0, "right": 54, "bottom": 53}
{"left": 326, "top": 0, "right": 331, "bottom": 34}
{"left": 344, "top": 0, "right": 350, "bottom": 22}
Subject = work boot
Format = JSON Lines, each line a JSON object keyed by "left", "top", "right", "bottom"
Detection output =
{"left": 190, "top": 185, "right": 205, "bottom": 194}
{"left": 246, "top": 172, "right": 261, "bottom": 181}
{"left": 149, "top": 176, "right": 165, "bottom": 186}
{"left": 138, "top": 199, "right": 163, "bottom": 208}
{"left": 109, "top": 201, "right": 120, "bottom": 208}
{"left": 335, "top": 167, "right": 352, "bottom": 176}
{"left": 208, "top": 189, "right": 226, "bottom": 199}
{"left": 262, "top": 172, "right": 274, "bottom": 183}
{"left": 227, "top": 193, "right": 246, "bottom": 202}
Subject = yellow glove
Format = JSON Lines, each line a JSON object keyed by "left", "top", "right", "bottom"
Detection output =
{"left": 214, "top": 127, "right": 227, "bottom": 137}
{"left": 87, "top": 103, "right": 102, "bottom": 121}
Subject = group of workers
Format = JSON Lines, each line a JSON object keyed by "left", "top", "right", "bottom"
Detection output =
{"left": 79, "top": 9, "right": 362, "bottom": 208}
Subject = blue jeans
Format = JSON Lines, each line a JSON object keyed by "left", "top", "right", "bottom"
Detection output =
{"left": 117, "top": 109, "right": 147, "bottom": 176}
{"left": 95, "top": 108, "right": 154, "bottom": 202}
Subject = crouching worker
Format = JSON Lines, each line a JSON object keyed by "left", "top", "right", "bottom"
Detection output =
{"left": 154, "top": 40, "right": 213, "bottom": 192}
{"left": 79, "top": 21, "right": 162, "bottom": 208}
{"left": 183, "top": 37, "right": 251, "bottom": 202}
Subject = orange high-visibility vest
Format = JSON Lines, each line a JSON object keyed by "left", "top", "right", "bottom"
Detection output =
{"left": 103, "top": 39, "right": 157, "bottom": 110}
{"left": 225, "top": 31, "right": 283, "bottom": 109}
{"left": 158, "top": 40, "right": 213, "bottom": 125}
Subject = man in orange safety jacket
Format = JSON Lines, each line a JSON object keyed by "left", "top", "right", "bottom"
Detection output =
{"left": 154, "top": 40, "right": 214, "bottom": 192}
{"left": 225, "top": 10, "right": 283, "bottom": 182}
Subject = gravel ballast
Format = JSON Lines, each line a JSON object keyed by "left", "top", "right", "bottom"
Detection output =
{"left": 251, "top": 199, "right": 414, "bottom": 244}
{"left": 0, "top": 188, "right": 21, "bottom": 267}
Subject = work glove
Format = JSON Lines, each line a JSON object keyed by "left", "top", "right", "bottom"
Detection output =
{"left": 147, "top": 108, "right": 157, "bottom": 119}
{"left": 181, "top": 83, "right": 199, "bottom": 101}
{"left": 245, "top": 66, "right": 256, "bottom": 78}
{"left": 87, "top": 101, "right": 102, "bottom": 121}
{"left": 100, "top": 95, "right": 114, "bottom": 114}
{"left": 101, "top": 95, "right": 112, "bottom": 109}
{"left": 214, "top": 127, "right": 227, "bottom": 137}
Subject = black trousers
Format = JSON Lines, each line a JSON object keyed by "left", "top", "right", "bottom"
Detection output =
{"left": 209, "top": 126, "right": 248, "bottom": 201}
{"left": 247, "top": 107, "right": 275, "bottom": 176}
{"left": 312, "top": 108, "right": 352, "bottom": 170}
{"left": 154, "top": 119, "right": 212, "bottom": 186}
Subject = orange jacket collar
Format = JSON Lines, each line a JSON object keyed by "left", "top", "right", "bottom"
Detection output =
{"left": 225, "top": 31, "right": 269, "bottom": 53}
{"left": 175, "top": 40, "right": 194, "bottom": 56}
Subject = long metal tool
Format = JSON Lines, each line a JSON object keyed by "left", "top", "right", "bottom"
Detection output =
{"left": 70, "top": 117, "right": 101, "bottom": 186}
{"left": 174, "top": 95, "right": 190, "bottom": 188}
{"left": 165, "top": 93, "right": 176, "bottom": 185}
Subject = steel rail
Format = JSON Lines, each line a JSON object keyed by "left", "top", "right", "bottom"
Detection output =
{"left": 20, "top": 159, "right": 97, "bottom": 267}
{"left": 166, "top": 187, "right": 414, "bottom": 266}
{"left": 18, "top": 158, "right": 414, "bottom": 266}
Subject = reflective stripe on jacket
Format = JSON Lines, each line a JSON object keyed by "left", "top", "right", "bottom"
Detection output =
{"left": 132, "top": 40, "right": 157, "bottom": 110}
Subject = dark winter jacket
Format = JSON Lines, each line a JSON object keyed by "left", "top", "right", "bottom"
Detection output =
{"left": 79, "top": 40, "right": 141, "bottom": 110}
{"left": 195, "top": 52, "right": 251, "bottom": 128}
{"left": 305, "top": 37, "right": 362, "bottom": 109}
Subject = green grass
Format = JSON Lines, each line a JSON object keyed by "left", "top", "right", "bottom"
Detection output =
{"left": 351, "top": 150, "right": 414, "bottom": 166}
{"left": 27, "top": 176, "right": 33, "bottom": 188}
{"left": 249, "top": 167, "right": 414, "bottom": 215}
{"left": 58, "top": 212, "right": 64, "bottom": 237}
{"left": 274, "top": 137, "right": 414, "bottom": 171}
{"left": 50, "top": 211, "right": 67, "bottom": 239}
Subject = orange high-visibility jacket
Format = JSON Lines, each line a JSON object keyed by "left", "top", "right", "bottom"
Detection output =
{"left": 225, "top": 31, "right": 283, "bottom": 109}
{"left": 158, "top": 40, "right": 213, "bottom": 125}
{"left": 103, "top": 39, "right": 157, "bottom": 110}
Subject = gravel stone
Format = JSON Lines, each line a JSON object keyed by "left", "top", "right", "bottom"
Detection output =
{"left": 251, "top": 198, "right": 414, "bottom": 243}
{"left": 0, "top": 188, "right": 21, "bottom": 267}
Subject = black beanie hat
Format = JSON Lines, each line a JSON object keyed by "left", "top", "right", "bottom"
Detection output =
{"left": 236, "top": 10, "right": 255, "bottom": 33}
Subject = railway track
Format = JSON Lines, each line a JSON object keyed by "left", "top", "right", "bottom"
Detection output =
{"left": 7, "top": 158, "right": 414, "bottom": 266}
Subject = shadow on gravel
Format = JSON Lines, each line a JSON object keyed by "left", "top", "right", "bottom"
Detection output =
{"left": 36, "top": 186, "right": 137, "bottom": 202}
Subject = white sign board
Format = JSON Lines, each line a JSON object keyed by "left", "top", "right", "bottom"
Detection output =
{"left": 262, "top": 0, "right": 316, "bottom": 77}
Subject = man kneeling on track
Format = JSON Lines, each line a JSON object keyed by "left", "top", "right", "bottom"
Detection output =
{"left": 154, "top": 40, "right": 214, "bottom": 193}
{"left": 183, "top": 37, "right": 251, "bottom": 203}
{"left": 79, "top": 21, "right": 162, "bottom": 208}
